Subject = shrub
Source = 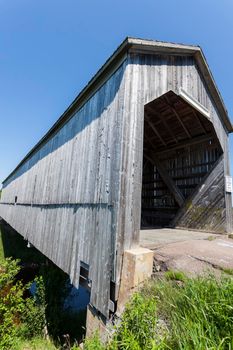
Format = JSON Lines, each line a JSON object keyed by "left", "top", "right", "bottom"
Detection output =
{"left": 0, "top": 258, "right": 46, "bottom": 349}
{"left": 0, "top": 258, "right": 26, "bottom": 349}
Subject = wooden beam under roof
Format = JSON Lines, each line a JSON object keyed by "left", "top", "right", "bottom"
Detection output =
{"left": 145, "top": 106, "right": 178, "bottom": 144}
{"left": 144, "top": 114, "right": 166, "bottom": 146}
{"left": 154, "top": 132, "right": 213, "bottom": 157}
{"left": 192, "top": 110, "right": 208, "bottom": 134}
{"left": 164, "top": 95, "right": 192, "bottom": 139}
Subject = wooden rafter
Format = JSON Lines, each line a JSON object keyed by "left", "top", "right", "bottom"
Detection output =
{"left": 192, "top": 110, "right": 208, "bottom": 134}
{"left": 164, "top": 95, "right": 192, "bottom": 139}
{"left": 145, "top": 106, "right": 178, "bottom": 144}
{"left": 144, "top": 114, "right": 166, "bottom": 146}
{"left": 143, "top": 129, "right": 158, "bottom": 151}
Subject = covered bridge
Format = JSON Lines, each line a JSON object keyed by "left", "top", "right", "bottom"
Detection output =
{"left": 0, "top": 37, "right": 232, "bottom": 321}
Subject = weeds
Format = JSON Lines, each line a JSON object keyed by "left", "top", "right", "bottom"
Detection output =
{"left": 13, "top": 337, "right": 57, "bottom": 350}
{"left": 164, "top": 270, "right": 186, "bottom": 281}
{"left": 220, "top": 267, "right": 233, "bottom": 276}
{"left": 0, "top": 257, "right": 84, "bottom": 349}
{"left": 1, "top": 252, "right": 233, "bottom": 349}
{"left": 207, "top": 235, "right": 216, "bottom": 241}
{"left": 84, "top": 273, "right": 233, "bottom": 350}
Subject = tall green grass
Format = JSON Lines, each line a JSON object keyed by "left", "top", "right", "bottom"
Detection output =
{"left": 147, "top": 275, "right": 233, "bottom": 349}
{"left": 84, "top": 274, "right": 233, "bottom": 350}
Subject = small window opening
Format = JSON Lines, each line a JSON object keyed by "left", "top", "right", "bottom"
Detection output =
{"left": 15, "top": 196, "right": 18, "bottom": 204}
{"left": 79, "top": 261, "right": 91, "bottom": 290}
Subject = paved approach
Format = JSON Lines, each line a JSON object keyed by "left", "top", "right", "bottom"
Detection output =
{"left": 140, "top": 228, "right": 233, "bottom": 276}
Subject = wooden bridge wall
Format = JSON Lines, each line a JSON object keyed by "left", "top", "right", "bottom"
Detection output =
{"left": 117, "top": 52, "right": 232, "bottom": 256}
{"left": 0, "top": 60, "right": 128, "bottom": 317}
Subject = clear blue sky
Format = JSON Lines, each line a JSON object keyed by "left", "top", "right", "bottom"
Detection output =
{"left": 0, "top": 0, "right": 233, "bottom": 183}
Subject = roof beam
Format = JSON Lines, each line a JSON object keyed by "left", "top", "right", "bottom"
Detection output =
{"left": 144, "top": 114, "right": 166, "bottom": 146}
{"left": 164, "top": 95, "right": 192, "bottom": 139}
{"left": 143, "top": 130, "right": 157, "bottom": 151}
{"left": 155, "top": 133, "right": 213, "bottom": 157}
{"left": 145, "top": 106, "right": 179, "bottom": 144}
{"left": 192, "top": 110, "right": 208, "bottom": 134}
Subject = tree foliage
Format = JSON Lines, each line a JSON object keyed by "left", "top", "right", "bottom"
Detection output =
{"left": 0, "top": 258, "right": 46, "bottom": 349}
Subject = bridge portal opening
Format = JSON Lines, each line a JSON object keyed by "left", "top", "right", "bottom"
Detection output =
{"left": 141, "top": 90, "right": 223, "bottom": 229}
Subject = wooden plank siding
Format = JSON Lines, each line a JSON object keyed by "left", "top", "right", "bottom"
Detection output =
{"left": 0, "top": 39, "right": 232, "bottom": 316}
{"left": 116, "top": 52, "right": 232, "bottom": 262}
{"left": 0, "top": 60, "right": 128, "bottom": 317}
{"left": 173, "top": 155, "right": 226, "bottom": 232}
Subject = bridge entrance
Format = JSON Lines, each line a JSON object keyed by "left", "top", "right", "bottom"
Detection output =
{"left": 141, "top": 90, "right": 222, "bottom": 229}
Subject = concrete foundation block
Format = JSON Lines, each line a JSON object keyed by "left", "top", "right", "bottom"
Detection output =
{"left": 117, "top": 247, "right": 154, "bottom": 314}
{"left": 85, "top": 247, "right": 153, "bottom": 337}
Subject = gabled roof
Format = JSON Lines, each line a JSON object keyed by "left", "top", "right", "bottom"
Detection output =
{"left": 127, "top": 37, "right": 232, "bottom": 132}
{"left": 2, "top": 37, "right": 232, "bottom": 184}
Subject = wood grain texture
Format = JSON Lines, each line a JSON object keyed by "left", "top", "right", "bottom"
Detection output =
{"left": 173, "top": 156, "right": 226, "bottom": 232}
{"left": 0, "top": 60, "right": 128, "bottom": 317}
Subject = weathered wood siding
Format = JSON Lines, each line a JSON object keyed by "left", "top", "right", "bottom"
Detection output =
{"left": 173, "top": 155, "right": 226, "bottom": 232}
{"left": 0, "top": 60, "right": 128, "bottom": 316}
{"left": 116, "top": 52, "right": 232, "bottom": 256}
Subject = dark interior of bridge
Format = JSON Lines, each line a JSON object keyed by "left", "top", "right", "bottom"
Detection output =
{"left": 141, "top": 90, "right": 223, "bottom": 229}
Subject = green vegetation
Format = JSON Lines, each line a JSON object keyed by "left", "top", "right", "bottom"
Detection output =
{"left": 11, "top": 337, "right": 58, "bottom": 350}
{"left": 220, "top": 267, "right": 233, "bottom": 276}
{"left": 164, "top": 270, "right": 186, "bottom": 282}
{"left": 84, "top": 274, "right": 233, "bottom": 350}
{"left": 0, "top": 222, "right": 86, "bottom": 349}
{"left": 207, "top": 235, "right": 216, "bottom": 241}
{"left": 0, "top": 253, "right": 85, "bottom": 349}
{"left": 1, "top": 223, "right": 233, "bottom": 349}
{"left": 0, "top": 258, "right": 46, "bottom": 349}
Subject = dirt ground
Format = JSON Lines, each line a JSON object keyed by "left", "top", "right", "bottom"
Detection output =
{"left": 140, "top": 228, "right": 233, "bottom": 276}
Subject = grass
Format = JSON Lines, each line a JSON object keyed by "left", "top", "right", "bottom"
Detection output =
{"left": 147, "top": 274, "right": 233, "bottom": 349}
{"left": 164, "top": 270, "right": 186, "bottom": 281}
{"left": 13, "top": 338, "right": 58, "bottom": 350}
{"left": 84, "top": 273, "right": 233, "bottom": 350}
{"left": 220, "top": 267, "right": 233, "bottom": 276}
{"left": 207, "top": 235, "right": 217, "bottom": 241}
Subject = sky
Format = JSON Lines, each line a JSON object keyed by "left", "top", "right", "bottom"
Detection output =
{"left": 0, "top": 0, "right": 233, "bottom": 183}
